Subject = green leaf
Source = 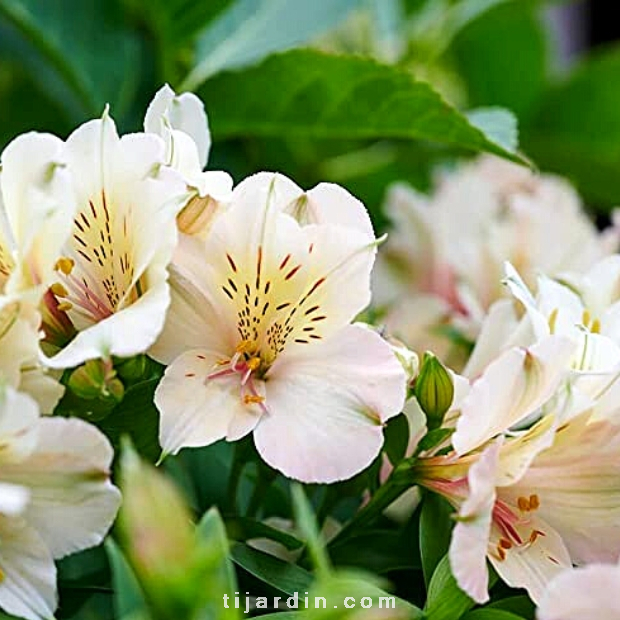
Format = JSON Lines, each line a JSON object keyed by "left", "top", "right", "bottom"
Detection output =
{"left": 524, "top": 45, "right": 620, "bottom": 208}
{"left": 416, "top": 428, "right": 454, "bottom": 455}
{"left": 329, "top": 529, "right": 422, "bottom": 574}
{"left": 419, "top": 493, "right": 454, "bottom": 587}
{"left": 230, "top": 542, "right": 314, "bottom": 595}
{"left": 450, "top": 2, "right": 549, "bottom": 123}
{"left": 201, "top": 49, "right": 525, "bottom": 163}
{"left": 461, "top": 611, "right": 528, "bottom": 620}
{"left": 465, "top": 107, "right": 518, "bottom": 154}
{"left": 425, "top": 555, "right": 474, "bottom": 620}
{"left": 225, "top": 517, "right": 304, "bottom": 551}
{"left": 0, "top": 0, "right": 143, "bottom": 118}
{"left": 182, "top": 0, "right": 360, "bottom": 89}
{"left": 291, "top": 484, "right": 331, "bottom": 576}
{"left": 487, "top": 595, "right": 535, "bottom": 619}
{"left": 384, "top": 413, "right": 410, "bottom": 466}
{"left": 106, "top": 539, "right": 149, "bottom": 618}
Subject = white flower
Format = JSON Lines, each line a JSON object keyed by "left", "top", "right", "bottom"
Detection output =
{"left": 376, "top": 156, "right": 619, "bottom": 363}
{"left": 144, "top": 85, "right": 233, "bottom": 238}
{"left": 0, "top": 132, "right": 75, "bottom": 411}
{"left": 538, "top": 561, "right": 620, "bottom": 620}
{"left": 41, "top": 109, "right": 189, "bottom": 368}
{"left": 152, "top": 172, "right": 407, "bottom": 482}
{"left": 0, "top": 384, "right": 120, "bottom": 620}
{"left": 416, "top": 335, "right": 620, "bottom": 604}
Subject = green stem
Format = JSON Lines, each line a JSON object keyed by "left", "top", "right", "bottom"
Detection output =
{"left": 330, "top": 460, "right": 417, "bottom": 546}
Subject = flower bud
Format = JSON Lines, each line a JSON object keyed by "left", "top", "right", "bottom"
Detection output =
{"left": 68, "top": 359, "right": 124, "bottom": 403}
{"left": 414, "top": 352, "right": 454, "bottom": 430}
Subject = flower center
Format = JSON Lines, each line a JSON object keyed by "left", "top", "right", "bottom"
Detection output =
{"left": 491, "top": 495, "right": 544, "bottom": 561}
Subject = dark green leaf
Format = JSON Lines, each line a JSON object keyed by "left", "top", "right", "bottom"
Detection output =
{"left": 182, "top": 0, "right": 360, "bottom": 89}
{"left": 487, "top": 595, "right": 535, "bottom": 619}
{"left": 225, "top": 517, "right": 304, "bottom": 551}
{"left": 419, "top": 493, "right": 454, "bottom": 587}
{"left": 425, "top": 555, "right": 474, "bottom": 620}
{"left": 201, "top": 49, "right": 525, "bottom": 163}
{"left": 230, "top": 543, "right": 314, "bottom": 595}
{"left": 384, "top": 413, "right": 410, "bottom": 466}
{"left": 416, "top": 428, "right": 454, "bottom": 455}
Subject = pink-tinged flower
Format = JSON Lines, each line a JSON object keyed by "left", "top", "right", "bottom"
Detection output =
{"left": 0, "top": 132, "right": 76, "bottom": 410}
{"left": 375, "top": 156, "right": 619, "bottom": 368}
{"left": 0, "top": 384, "right": 121, "bottom": 620}
{"left": 152, "top": 172, "right": 407, "bottom": 482}
{"left": 41, "top": 109, "right": 189, "bottom": 368}
{"left": 538, "top": 561, "right": 620, "bottom": 620}
{"left": 412, "top": 336, "right": 620, "bottom": 604}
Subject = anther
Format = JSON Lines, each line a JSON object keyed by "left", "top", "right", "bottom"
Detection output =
{"left": 50, "top": 282, "right": 69, "bottom": 297}
{"left": 499, "top": 538, "right": 513, "bottom": 550}
{"left": 246, "top": 357, "right": 261, "bottom": 371}
{"left": 582, "top": 309, "right": 591, "bottom": 327}
{"left": 57, "top": 302, "right": 73, "bottom": 312}
{"left": 517, "top": 496, "right": 530, "bottom": 512}
{"left": 591, "top": 318, "right": 601, "bottom": 334}
{"left": 55, "top": 257, "right": 75, "bottom": 275}
{"left": 548, "top": 308, "right": 558, "bottom": 334}
{"left": 529, "top": 494, "right": 540, "bottom": 510}
{"left": 236, "top": 339, "right": 256, "bottom": 354}
{"left": 243, "top": 394, "right": 265, "bottom": 405}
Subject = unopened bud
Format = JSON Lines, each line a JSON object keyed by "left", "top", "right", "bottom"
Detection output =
{"left": 68, "top": 359, "right": 124, "bottom": 403}
{"left": 414, "top": 352, "right": 454, "bottom": 430}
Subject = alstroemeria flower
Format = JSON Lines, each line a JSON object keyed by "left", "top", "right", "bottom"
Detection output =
{"left": 413, "top": 336, "right": 604, "bottom": 603}
{"left": 0, "top": 384, "right": 121, "bottom": 620}
{"left": 0, "top": 132, "right": 75, "bottom": 410}
{"left": 374, "top": 156, "right": 619, "bottom": 368}
{"left": 538, "top": 560, "right": 620, "bottom": 619}
{"left": 152, "top": 172, "right": 407, "bottom": 482}
{"left": 41, "top": 109, "right": 189, "bottom": 368}
{"left": 144, "top": 85, "right": 233, "bottom": 238}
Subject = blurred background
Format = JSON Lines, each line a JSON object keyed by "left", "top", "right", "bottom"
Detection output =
{"left": 0, "top": 0, "right": 619, "bottom": 227}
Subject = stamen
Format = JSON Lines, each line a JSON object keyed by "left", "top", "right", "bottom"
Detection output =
{"left": 57, "top": 301, "right": 73, "bottom": 312}
{"left": 244, "top": 394, "right": 265, "bottom": 405}
{"left": 50, "top": 282, "right": 69, "bottom": 297}
{"left": 517, "top": 496, "right": 530, "bottom": 512}
{"left": 55, "top": 257, "right": 75, "bottom": 275}
{"left": 548, "top": 308, "right": 558, "bottom": 334}
{"left": 236, "top": 339, "right": 257, "bottom": 354}
{"left": 591, "top": 318, "right": 601, "bottom": 334}
{"left": 246, "top": 357, "right": 261, "bottom": 371}
{"left": 529, "top": 494, "right": 540, "bottom": 510}
{"left": 499, "top": 538, "right": 512, "bottom": 550}
{"left": 582, "top": 309, "right": 591, "bottom": 327}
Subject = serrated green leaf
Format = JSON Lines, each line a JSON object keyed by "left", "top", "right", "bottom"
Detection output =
{"left": 230, "top": 543, "right": 314, "bottom": 595}
{"left": 201, "top": 50, "right": 525, "bottom": 163}
{"left": 419, "top": 493, "right": 454, "bottom": 587}
{"left": 425, "top": 555, "right": 474, "bottom": 620}
{"left": 182, "top": 0, "right": 360, "bottom": 89}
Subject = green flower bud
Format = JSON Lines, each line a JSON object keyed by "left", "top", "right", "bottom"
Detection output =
{"left": 68, "top": 359, "right": 124, "bottom": 403}
{"left": 414, "top": 352, "right": 454, "bottom": 430}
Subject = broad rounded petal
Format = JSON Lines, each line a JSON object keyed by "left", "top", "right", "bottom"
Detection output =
{"left": 538, "top": 564, "right": 620, "bottom": 620}
{"left": 0, "top": 417, "right": 120, "bottom": 558}
{"left": 193, "top": 170, "right": 234, "bottom": 201}
{"left": 144, "top": 84, "right": 211, "bottom": 169}
{"left": 254, "top": 324, "right": 406, "bottom": 482}
{"left": 43, "top": 279, "right": 171, "bottom": 368}
{"left": 17, "top": 367, "right": 64, "bottom": 415}
{"left": 291, "top": 183, "right": 374, "bottom": 241}
{"left": 0, "top": 305, "right": 39, "bottom": 391}
{"left": 489, "top": 514, "right": 571, "bottom": 604}
{"left": 450, "top": 442, "right": 501, "bottom": 604}
{"left": 454, "top": 336, "right": 574, "bottom": 455}
{"left": 1, "top": 131, "right": 75, "bottom": 293}
{"left": 0, "top": 386, "right": 39, "bottom": 465}
{"left": 0, "top": 516, "right": 56, "bottom": 620}
{"left": 155, "top": 350, "right": 264, "bottom": 456}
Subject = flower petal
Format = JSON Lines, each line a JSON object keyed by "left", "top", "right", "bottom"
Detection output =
{"left": 0, "top": 516, "right": 56, "bottom": 620}
{"left": 0, "top": 417, "right": 120, "bottom": 559}
{"left": 538, "top": 563, "right": 620, "bottom": 620}
{"left": 155, "top": 349, "right": 264, "bottom": 456}
{"left": 453, "top": 336, "right": 574, "bottom": 455}
{"left": 450, "top": 441, "right": 501, "bottom": 604}
{"left": 0, "top": 385, "right": 39, "bottom": 465}
{"left": 254, "top": 324, "right": 406, "bottom": 482}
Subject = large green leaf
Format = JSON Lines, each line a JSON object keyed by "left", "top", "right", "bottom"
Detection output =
{"left": 200, "top": 49, "right": 525, "bottom": 162}
{"left": 524, "top": 45, "right": 620, "bottom": 208}
{"left": 0, "top": 0, "right": 144, "bottom": 119}
{"left": 182, "top": 0, "right": 360, "bottom": 89}
{"left": 461, "top": 611, "right": 528, "bottom": 620}
{"left": 106, "top": 539, "right": 149, "bottom": 619}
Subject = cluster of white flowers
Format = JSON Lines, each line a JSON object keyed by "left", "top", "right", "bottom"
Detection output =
{"left": 3, "top": 81, "right": 620, "bottom": 617}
